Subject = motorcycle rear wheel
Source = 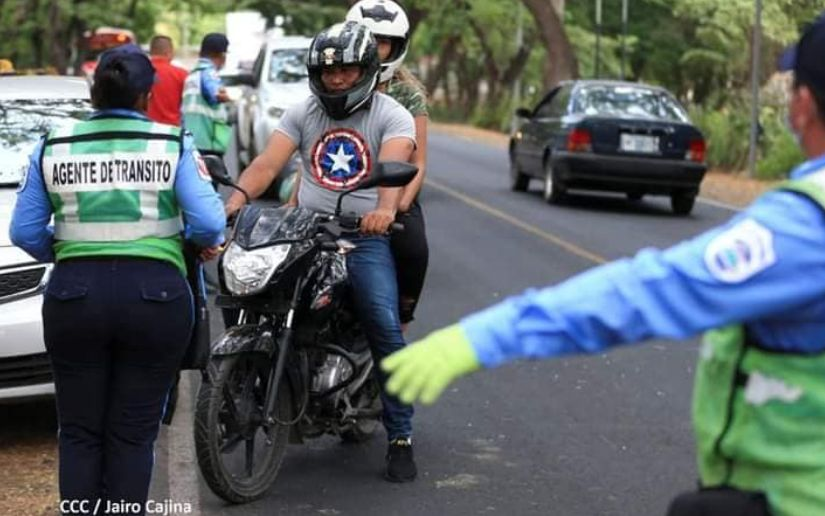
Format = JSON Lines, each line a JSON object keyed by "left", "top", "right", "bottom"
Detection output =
{"left": 194, "top": 353, "right": 292, "bottom": 503}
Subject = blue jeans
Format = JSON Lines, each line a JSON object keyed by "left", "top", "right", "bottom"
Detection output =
{"left": 346, "top": 236, "right": 413, "bottom": 441}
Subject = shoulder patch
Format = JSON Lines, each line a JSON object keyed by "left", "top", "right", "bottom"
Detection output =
{"left": 704, "top": 218, "right": 776, "bottom": 283}
{"left": 193, "top": 151, "right": 212, "bottom": 182}
{"left": 16, "top": 165, "right": 30, "bottom": 193}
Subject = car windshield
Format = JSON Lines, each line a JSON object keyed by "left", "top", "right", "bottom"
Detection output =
{"left": 268, "top": 48, "right": 308, "bottom": 83}
{"left": 0, "top": 98, "right": 92, "bottom": 186}
{"left": 571, "top": 85, "right": 689, "bottom": 122}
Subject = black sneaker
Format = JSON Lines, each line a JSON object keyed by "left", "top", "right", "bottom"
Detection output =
{"left": 385, "top": 437, "right": 417, "bottom": 482}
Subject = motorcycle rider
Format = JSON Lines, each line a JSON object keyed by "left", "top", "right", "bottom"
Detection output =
{"left": 224, "top": 21, "right": 418, "bottom": 482}
{"left": 382, "top": 12, "right": 825, "bottom": 515}
{"left": 346, "top": 0, "right": 430, "bottom": 331}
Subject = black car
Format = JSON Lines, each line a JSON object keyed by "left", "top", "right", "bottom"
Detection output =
{"left": 509, "top": 80, "right": 707, "bottom": 215}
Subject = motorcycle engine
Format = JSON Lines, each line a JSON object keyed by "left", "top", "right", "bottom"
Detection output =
{"left": 310, "top": 354, "right": 354, "bottom": 394}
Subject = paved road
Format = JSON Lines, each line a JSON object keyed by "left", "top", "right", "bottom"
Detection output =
{"left": 150, "top": 130, "right": 738, "bottom": 515}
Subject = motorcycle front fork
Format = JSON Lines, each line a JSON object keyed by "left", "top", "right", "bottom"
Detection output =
{"left": 262, "top": 277, "right": 304, "bottom": 432}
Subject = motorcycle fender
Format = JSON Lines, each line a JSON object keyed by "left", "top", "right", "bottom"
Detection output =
{"left": 210, "top": 324, "right": 276, "bottom": 357}
{"left": 210, "top": 325, "right": 306, "bottom": 440}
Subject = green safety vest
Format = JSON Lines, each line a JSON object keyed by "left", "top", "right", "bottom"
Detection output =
{"left": 181, "top": 61, "right": 230, "bottom": 153}
{"left": 41, "top": 117, "right": 187, "bottom": 274}
{"left": 693, "top": 175, "right": 825, "bottom": 516}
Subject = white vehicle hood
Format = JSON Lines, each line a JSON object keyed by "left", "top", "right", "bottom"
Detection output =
{"left": 0, "top": 188, "right": 18, "bottom": 248}
{"left": 260, "top": 81, "right": 310, "bottom": 109}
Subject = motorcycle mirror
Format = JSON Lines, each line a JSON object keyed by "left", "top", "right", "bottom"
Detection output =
{"left": 354, "top": 161, "right": 418, "bottom": 190}
{"left": 201, "top": 155, "right": 251, "bottom": 204}
{"left": 202, "top": 155, "right": 232, "bottom": 186}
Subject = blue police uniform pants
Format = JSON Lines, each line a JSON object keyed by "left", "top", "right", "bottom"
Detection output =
{"left": 346, "top": 236, "right": 413, "bottom": 441}
{"left": 43, "top": 258, "right": 192, "bottom": 514}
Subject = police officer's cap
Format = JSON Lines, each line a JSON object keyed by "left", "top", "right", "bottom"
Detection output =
{"left": 96, "top": 44, "right": 155, "bottom": 95}
{"left": 200, "top": 33, "right": 229, "bottom": 54}
{"left": 779, "top": 13, "right": 825, "bottom": 93}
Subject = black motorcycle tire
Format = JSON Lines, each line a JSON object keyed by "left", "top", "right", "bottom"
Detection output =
{"left": 194, "top": 354, "right": 291, "bottom": 504}
{"left": 340, "top": 376, "right": 383, "bottom": 443}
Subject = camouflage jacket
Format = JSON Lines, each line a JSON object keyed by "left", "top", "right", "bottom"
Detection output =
{"left": 385, "top": 77, "right": 428, "bottom": 118}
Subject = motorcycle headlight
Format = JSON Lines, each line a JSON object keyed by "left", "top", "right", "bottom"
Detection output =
{"left": 223, "top": 242, "right": 291, "bottom": 296}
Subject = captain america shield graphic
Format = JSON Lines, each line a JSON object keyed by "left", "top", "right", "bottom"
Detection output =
{"left": 311, "top": 128, "right": 372, "bottom": 191}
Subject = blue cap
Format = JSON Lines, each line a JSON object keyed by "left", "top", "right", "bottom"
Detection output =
{"left": 778, "top": 12, "right": 825, "bottom": 92}
{"left": 200, "top": 33, "right": 229, "bottom": 54}
{"left": 96, "top": 44, "right": 155, "bottom": 95}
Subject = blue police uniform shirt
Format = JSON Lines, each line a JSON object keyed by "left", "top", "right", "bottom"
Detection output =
{"left": 9, "top": 109, "right": 226, "bottom": 263}
{"left": 196, "top": 58, "right": 223, "bottom": 106}
{"left": 462, "top": 152, "right": 825, "bottom": 367}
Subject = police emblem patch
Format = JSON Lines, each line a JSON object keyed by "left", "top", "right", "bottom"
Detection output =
{"left": 193, "top": 151, "right": 212, "bottom": 182}
{"left": 310, "top": 128, "right": 371, "bottom": 191}
{"left": 16, "top": 165, "right": 30, "bottom": 193}
{"left": 704, "top": 218, "right": 776, "bottom": 283}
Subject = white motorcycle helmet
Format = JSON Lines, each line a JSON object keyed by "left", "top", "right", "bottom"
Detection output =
{"left": 346, "top": 0, "right": 409, "bottom": 83}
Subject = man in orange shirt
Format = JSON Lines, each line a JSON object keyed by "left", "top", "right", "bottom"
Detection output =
{"left": 147, "top": 35, "right": 188, "bottom": 126}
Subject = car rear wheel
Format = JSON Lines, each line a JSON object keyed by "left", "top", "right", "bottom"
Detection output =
{"left": 509, "top": 158, "right": 530, "bottom": 192}
{"left": 671, "top": 192, "right": 696, "bottom": 215}
{"left": 543, "top": 162, "right": 566, "bottom": 204}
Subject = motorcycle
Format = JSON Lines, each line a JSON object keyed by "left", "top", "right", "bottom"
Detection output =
{"left": 194, "top": 157, "right": 417, "bottom": 503}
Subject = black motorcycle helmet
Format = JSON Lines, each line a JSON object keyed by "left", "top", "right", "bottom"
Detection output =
{"left": 306, "top": 21, "right": 380, "bottom": 120}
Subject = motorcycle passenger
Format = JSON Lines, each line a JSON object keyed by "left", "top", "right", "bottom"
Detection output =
{"left": 383, "top": 12, "right": 825, "bottom": 516}
{"left": 346, "top": 0, "right": 430, "bottom": 332}
{"left": 9, "top": 44, "right": 225, "bottom": 514}
{"left": 224, "top": 21, "right": 418, "bottom": 482}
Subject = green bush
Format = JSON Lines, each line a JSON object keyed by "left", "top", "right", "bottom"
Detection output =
{"left": 756, "top": 112, "right": 805, "bottom": 180}
{"left": 690, "top": 105, "right": 751, "bottom": 170}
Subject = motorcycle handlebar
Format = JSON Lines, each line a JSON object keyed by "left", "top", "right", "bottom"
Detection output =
{"left": 337, "top": 214, "right": 405, "bottom": 235}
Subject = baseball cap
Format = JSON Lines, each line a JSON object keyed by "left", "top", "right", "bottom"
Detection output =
{"left": 200, "top": 33, "right": 229, "bottom": 54}
{"left": 95, "top": 44, "right": 155, "bottom": 95}
{"left": 778, "top": 12, "right": 825, "bottom": 92}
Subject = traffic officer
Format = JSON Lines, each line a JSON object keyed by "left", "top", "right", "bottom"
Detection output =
{"left": 382, "top": 13, "right": 825, "bottom": 516}
{"left": 181, "top": 33, "right": 231, "bottom": 161}
{"left": 9, "top": 44, "right": 225, "bottom": 514}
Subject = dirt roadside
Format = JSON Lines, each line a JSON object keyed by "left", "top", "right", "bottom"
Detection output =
{"left": 431, "top": 121, "right": 776, "bottom": 208}
{"left": 0, "top": 401, "right": 58, "bottom": 516}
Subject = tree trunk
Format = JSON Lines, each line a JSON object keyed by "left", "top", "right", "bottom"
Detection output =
{"left": 425, "top": 34, "right": 459, "bottom": 98}
{"left": 468, "top": 18, "right": 500, "bottom": 101}
{"left": 48, "top": 0, "right": 69, "bottom": 73}
{"left": 521, "top": 0, "right": 578, "bottom": 89}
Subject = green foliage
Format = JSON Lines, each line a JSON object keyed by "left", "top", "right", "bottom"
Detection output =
{"left": 756, "top": 110, "right": 805, "bottom": 179}
{"left": 690, "top": 104, "right": 751, "bottom": 171}
{"left": 691, "top": 100, "right": 805, "bottom": 179}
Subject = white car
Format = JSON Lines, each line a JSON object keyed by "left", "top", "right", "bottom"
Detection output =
{"left": 236, "top": 34, "right": 313, "bottom": 168}
{"left": 0, "top": 76, "right": 92, "bottom": 402}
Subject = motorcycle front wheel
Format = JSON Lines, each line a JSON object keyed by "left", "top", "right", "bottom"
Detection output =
{"left": 194, "top": 353, "right": 292, "bottom": 503}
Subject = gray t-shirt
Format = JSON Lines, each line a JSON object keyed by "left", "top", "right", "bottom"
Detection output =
{"left": 275, "top": 92, "right": 415, "bottom": 216}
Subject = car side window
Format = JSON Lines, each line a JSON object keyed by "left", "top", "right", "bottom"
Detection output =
{"left": 534, "top": 85, "right": 571, "bottom": 119}
{"left": 533, "top": 88, "right": 560, "bottom": 118}
{"left": 548, "top": 86, "right": 572, "bottom": 117}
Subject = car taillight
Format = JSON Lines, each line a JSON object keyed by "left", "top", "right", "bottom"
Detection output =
{"left": 686, "top": 138, "right": 706, "bottom": 162}
{"left": 567, "top": 128, "right": 592, "bottom": 152}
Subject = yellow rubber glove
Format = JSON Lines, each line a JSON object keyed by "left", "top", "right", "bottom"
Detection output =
{"left": 381, "top": 324, "right": 481, "bottom": 405}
